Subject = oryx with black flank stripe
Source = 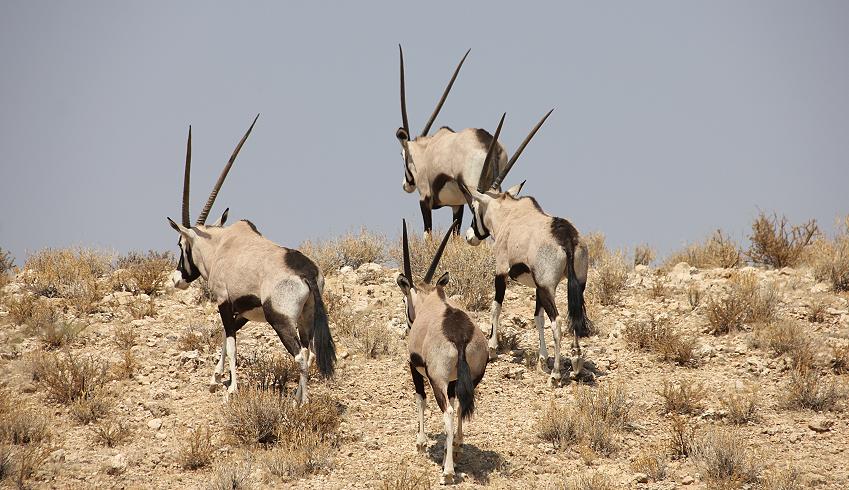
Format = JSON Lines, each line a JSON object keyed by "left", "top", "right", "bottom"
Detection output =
{"left": 166, "top": 115, "right": 335, "bottom": 403}
{"left": 460, "top": 114, "right": 589, "bottom": 386}
{"left": 396, "top": 45, "right": 510, "bottom": 235}
{"left": 395, "top": 219, "right": 488, "bottom": 485}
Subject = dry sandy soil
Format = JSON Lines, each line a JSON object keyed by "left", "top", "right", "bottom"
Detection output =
{"left": 1, "top": 259, "right": 848, "bottom": 489}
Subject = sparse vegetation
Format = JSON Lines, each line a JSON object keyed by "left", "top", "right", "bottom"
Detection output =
{"left": 537, "top": 383, "right": 629, "bottom": 455}
{"left": 210, "top": 460, "right": 252, "bottom": 490}
{"left": 632, "top": 446, "right": 667, "bottom": 482}
{"left": 624, "top": 316, "right": 697, "bottom": 366}
{"left": 692, "top": 426, "right": 759, "bottom": 485}
{"left": 113, "top": 250, "right": 174, "bottom": 295}
{"left": 113, "top": 324, "right": 138, "bottom": 350}
{"left": 583, "top": 232, "right": 607, "bottom": 268}
{"left": 589, "top": 252, "right": 628, "bottom": 306}
{"left": 784, "top": 367, "right": 843, "bottom": 411}
{"left": 664, "top": 230, "right": 741, "bottom": 269}
{"left": 706, "top": 271, "right": 777, "bottom": 335}
{"left": 806, "top": 295, "right": 828, "bottom": 323}
{"left": 70, "top": 391, "right": 112, "bottom": 424}
{"left": 633, "top": 244, "right": 655, "bottom": 267}
{"left": 178, "top": 425, "right": 215, "bottom": 470}
{"left": 22, "top": 247, "right": 112, "bottom": 314}
{"left": 760, "top": 467, "right": 804, "bottom": 490}
{"left": 30, "top": 350, "right": 110, "bottom": 405}
{"left": 752, "top": 320, "right": 814, "bottom": 369}
{"left": 0, "top": 391, "right": 50, "bottom": 445}
{"left": 0, "top": 248, "right": 13, "bottom": 290}
{"left": 687, "top": 283, "right": 702, "bottom": 310}
{"left": 379, "top": 466, "right": 431, "bottom": 490}
{"left": 667, "top": 415, "right": 698, "bottom": 458}
{"left": 721, "top": 386, "right": 760, "bottom": 424}
{"left": 241, "top": 352, "right": 297, "bottom": 394}
{"left": 831, "top": 344, "right": 849, "bottom": 374}
{"left": 556, "top": 471, "right": 616, "bottom": 490}
{"left": 659, "top": 380, "right": 705, "bottom": 415}
{"left": 301, "top": 228, "right": 387, "bottom": 275}
{"left": 264, "top": 432, "right": 334, "bottom": 480}
{"left": 810, "top": 216, "right": 849, "bottom": 292}
{"left": 127, "top": 297, "right": 156, "bottom": 319}
{"left": 747, "top": 212, "right": 818, "bottom": 268}
{"left": 93, "top": 418, "right": 131, "bottom": 447}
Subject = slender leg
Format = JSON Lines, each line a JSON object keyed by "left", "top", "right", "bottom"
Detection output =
{"left": 411, "top": 364, "right": 427, "bottom": 451}
{"left": 451, "top": 205, "right": 464, "bottom": 234}
{"left": 536, "top": 287, "right": 561, "bottom": 386}
{"left": 453, "top": 399, "right": 463, "bottom": 450}
{"left": 210, "top": 337, "right": 227, "bottom": 391}
{"left": 225, "top": 335, "right": 237, "bottom": 395}
{"left": 442, "top": 396, "right": 456, "bottom": 485}
{"left": 217, "top": 304, "right": 247, "bottom": 400}
{"left": 420, "top": 200, "right": 433, "bottom": 235}
{"left": 294, "top": 347, "right": 310, "bottom": 404}
{"left": 488, "top": 274, "right": 506, "bottom": 360}
{"left": 535, "top": 294, "right": 549, "bottom": 373}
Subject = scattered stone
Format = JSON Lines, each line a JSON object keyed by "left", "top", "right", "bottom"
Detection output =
{"left": 50, "top": 449, "right": 66, "bottom": 463}
{"left": 808, "top": 418, "right": 834, "bottom": 433}
{"left": 634, "top": 472, "right": 649, "bottom": 483}
{"left": 147, "top": 418, "right": 163, "bottom": 430}
{"left": 20, "top": 382, "right": 37, "bottom": 394}
{"left": 681, "top": 475, "right": 694, "bottom": 485}
{"left": 105, "top": 453, "right": 127, "bottom": 475}
{"left": 506, "top": 367, "right": 525, "bottom": 380}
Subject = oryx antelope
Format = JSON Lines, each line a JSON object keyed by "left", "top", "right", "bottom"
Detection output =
{"left": 460, "top": 114, "right": 589, "bottom": 386}
{"left": 396, "top": 45, "right": 510, "bottom": 235}
{"left": 396, "top": 219, "right": 488, "bottom": 485}
{"left": 166, "top": 115, "right": 335, "bottom": 403}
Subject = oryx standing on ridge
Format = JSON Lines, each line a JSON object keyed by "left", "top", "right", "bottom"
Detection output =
{"left": 460, "top": 113, "right": 590, "bottom": 386}
{"left": 396, "top": 45, "right": 509, "bottom": 235}
{"left": 396, "top": 219, "right": 488, "bottom": 485}
{"left": 166, "top": 115, "right": 335, "bottom": 403}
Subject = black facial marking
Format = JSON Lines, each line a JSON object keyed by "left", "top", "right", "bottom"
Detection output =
{"left": 232, "top": 294, "right": 262, "bottom": 315}
{"left": 177, "top": 242, "right": 201, "bottom": 283}
{"left": 441, "top": 306, "right": 474, "bottom": 346}
{"left": 508, "top": 263, "right": 531, "bottom": 281}
{"left": 285, "top": 248, "right": 320, "bottom": 279}
{"left": 241, "top": 219, "right": 261, "bottom": 235}
{"left": 470, "top": 206, "right": 490, "bottom": 240}
{"left": 551, "top": 217, "right": 579, "bottom": 252}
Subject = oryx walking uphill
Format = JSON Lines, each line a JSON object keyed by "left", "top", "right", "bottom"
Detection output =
{"left": 165, "top": 115, "right": 335, "bottom": 404}
{"left": 396, "top": 45, "right": 510, "bottom": 235}
{"left": 396, "top": 219, "right": 488, "bottom": 485}
{"left": 461, "top": 114, "right": 590, "bottom": 386}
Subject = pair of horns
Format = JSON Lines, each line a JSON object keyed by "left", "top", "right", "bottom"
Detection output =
{"left": 181, "top": 114, "right": 259, "bottom": 227}
{"left": 401, "top": 218, "right": 459, "bottom": 284}
{"left": 480, "top": 109, "right": 554, "bottom": 192}
{"left": 399, "top": 45, "right": 470, "bottom": 139}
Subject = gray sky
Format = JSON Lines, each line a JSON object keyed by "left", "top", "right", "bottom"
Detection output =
{"left": 1, "top": 1, "right": 847, "bottom": 264}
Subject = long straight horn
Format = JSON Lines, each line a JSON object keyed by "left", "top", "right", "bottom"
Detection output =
{"left": 478, "top": 112, "right": 506, "bottom": 193}
{"left": 399, "top": 45, "right": 410, "bottom": 136}
{"left": 402, "top": 219, "right": 413, "bottom": 281}
{"left": 182, "top": 125, "right": 192, "bottom": 227}
{"left": 423, "top": 219, "right": 459, "bottom": 283}
{"left": 491, "top": 109, "right": 553, "bottom": 190}
{"left": 196, "top": 114, "right": 260, "bottom": 225}
{"left": 420, "top": 49, "right": 470, "bottom": 137}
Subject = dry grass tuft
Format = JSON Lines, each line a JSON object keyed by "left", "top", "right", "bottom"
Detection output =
{"left": 93, "top": 418, "right": 131, "bottom": 447}
{"left": 589, "top": 252, "right": 628, "bottom": 306}
{"left": 70, "top": 391, "right": 112, "bottom": 424}
{"left": 301, "top": 228, "right": 387, "bottom": 275}
{"left": 667, "top": 415, "right": 698, "bottom": 458}
{"left": 760, "top": 466, "right": 804, "bottom": 490}
{"left": 687, "top": 284, "right": 702, "bottom": 310}
{"left": 664, "top": 230, "right": 741, "bottom": 269}
{"left": 624, "top": 316, "right": 698, "bottom": 366}
{"left": 0, "top": 248, "right": 14, "bottom": 290}
{"left": 556, "top": 471, "right": 616, "bottom": 490}
{"left": 113, "top": 324, "right": 138, "bottom": 350}
{"left": 6, "top": 294, "right": 43, "bottom": 326}
{"left": 240, "top": 352, "right": 298, "bottom": 394}
{"left": 264, "top": 432, "right": 334, "bottom": 480}
{"left": 18, "top": 304, "right": 81, "bottom": 349}
{"left": 648, "top": 271, "right": 668, "bottom": 300}
{"left": 632, "top": 446, "right": 667, "bottom": 482}
{"left": 783, "top": 367, "right": 844, "bottom": 411}
{"left": 210, "top": 460, "right": 252, "bottom": 490}
{"left": 390, "top": 231, "right": 494, "bottom": 311}
{"left": 0, "top": 444, "right": 49, "bottom": 488}
{"left": 23, "top": 247, "right": 112, "bottom": 314}
{"left": 706, "top": 271, "right": 777, "bottom": 335}
{"left": 178, "top": 425, "right": 215, "bottom": 470}
{"left": 633, "top": 244, "right": 655, "bottom": 267}
{"left": 659, "top": 380, "right": 706, "bottom": 415}
{"left": 831, "top": 344, "right": 849, "bottom": 374}
{"left": 325, "top": 294, "right": 390, "bottom": 358}
{"left": 379, "top": 466, "right": 431, "bottom": 490}
{"left": 806, "top": 296, "right": 828, "bottom": 323}
{"left": 692, "top": 426, "right": 759, "bottom": 485}
{"left": 752, "top": 320, "right": 814, "bottom": 370}
{"left": 0, "top": 392, "right": 50, "bottom": 445}
{"left": 299, "top": 240, "right": 343, "bottom": 276}
{"left": 127, "top": 297, "right": 156, "bottom": 319}
{"left": 537, "top": 383, "right": 629, "bottom": 455}
{"left": 721, "top": 386, "right": 760, "bottom": 424}
{"left": 810, "top": 217, "right": 849, "bottom": 292}
{"left": 747, "top": 212, "right": 818, "bottom": 268}
{"left": 705, "top": 291, "right": 747, "bottom": 332}
{"left": 113, "top": 250, "right": 174, "bottom": 295}
{"left": 583, "top": 232, "right": 607, "bottom": 268}
{"left": 30, "top": 350, "right": 110, "bottom": 405}
{"left": 178, "top": 323, "right": 220, "bottom": 352}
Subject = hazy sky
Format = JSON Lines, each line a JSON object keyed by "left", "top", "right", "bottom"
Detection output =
{"left": 1, "top": 1, "right": 847, "bottom": 264}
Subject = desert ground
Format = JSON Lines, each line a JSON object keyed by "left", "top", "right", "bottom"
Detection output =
{"left": 0, "top": 215, "right": 847, "bottom": 489}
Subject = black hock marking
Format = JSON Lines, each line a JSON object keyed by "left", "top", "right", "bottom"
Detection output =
{"left": 551, "top": 217, "right": 579, "bottom": 252}
{"left": 452, "top": 205, "right": 464, "bottom": 233}
{"left": 536, "top": 287, "right": 559, "bottom": 321}
{"left": 535, "top": 294, "right": 543, "bottom": 316}
{"left": 419, "top": 200, "right": 433, "bottom": 232}
{"left": 441, "top": 306, "right": 475, "bottom": 346}
{"left": 241, "top": 219, "right": 261, "bottom": 235}
{"left": 232, "top": 294, "right": 262, "bottom": 315}
{"left": 494, "top": 274, "right": 507, "bottom": 304}
{"left": 284, "top": 248, "right": 320, "bottom": 280}
{"left": 508, "top": 263, "right": 532, "bottom": 281}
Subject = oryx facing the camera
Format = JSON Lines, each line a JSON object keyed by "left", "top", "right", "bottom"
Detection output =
{"left": 395, "top": 45, "right": 510, "bottom": 235}
{"left": 396, "top": 219, "right": 488, "bottom": 485}
{"left": 166, "top": 115, "right": 335, "bottom": 403}
{"left": 460, "top": 114, "right": 590, "bottom": 386}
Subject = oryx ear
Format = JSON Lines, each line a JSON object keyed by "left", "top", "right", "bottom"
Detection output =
{"left": 506, "top": 180, "right": 526, "bottom": 197}
{"left": 211, "top": 208, "right": 229, "bottom": 227}
{"left": 436, "top": 271, "right": 450, "bottom": 287}
{"left": 396, "top": 127, "right": 410, "bottom": 141}
{"left": 396, "top": 274, "right": 412, "bottom": 293}
{"left": 167, "top": 217, "right": 196, "bottom": 240}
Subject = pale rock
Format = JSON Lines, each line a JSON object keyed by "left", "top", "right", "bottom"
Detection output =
{"left": 668, "top": 262, "right": 694, "bottom": 285}
{"left": 106, "top": 453, "right": 127, "bottom": 475}
{"left": 506, "top": 367, "right": 525, "bottom": 380}
{"left": 634, "top": 472, "right": 649, "bottom": 483}
{"left": 808, "top": 418, "right": 834, "bottom": 433}
{"left": 340, "top": 266, "right": 354, "bottom": 274}
{"left": 634, "top": 264, "right": 649, "bottom": 274}
{"left": 50, "top": 448, "right": 66, "bottom": 463}
{"left": 147, "top": 418, "right": 163, "bottom": 430}
{"left": 681, "top": 475, "right": 694, "bottom": 485}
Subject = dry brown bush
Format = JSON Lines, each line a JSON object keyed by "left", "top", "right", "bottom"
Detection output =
{"left": 760, "top": 466, "right": 804, "bottom": 490}
{"left": 810, "top": 216, "right": 849, "bottom": 292}
{"left": 127, "top": 297, "right": 156, "bottom": 319}
{"left": 784, "top": 367, "right": 843, "bottom": 411}
{"left": 706, "top": 272, "right": 777, "bottom": 335}
{"left": 667, "top": 415, "right": 697, "bottom": 458}
{"left": 0, "top": 444, "right": 11, "bottom": 482}
{"left": 747, "top": 212, "right": 818, "bottom": 268}
{"left": 557, "top": 471, "right": 616, "bottom": 490}
{"left": 692, "top": 426, "right": 759, "bottom": 485}
{"left": 0, "top": 391, "right": 50, "bottom": 445}
{"left": 537, "top": 383, "right": 629, "bottom": 455}
{"left": 30, "top": 351, "right": 110, "bottom": 405}
{"left": 752, "top": 320, "right": 814, "bottom": 369}
{"left": 210, "top": 460, "right": 252, "bottom": 490}
{"left": 178, "top": 425, "right": 215, "bottom": 470}
{"left": 93, "top": 418, "right": 131, "bottom": 447}
{"left": 301, "top": 228, "right": 386, "bottom": 275}
{"left": 831, "top": 344, "right": 849, "bottom": 374}
{"left": 583, "top": 232, "right": 607, "bottom": 268}
{"left": 589, "top": 252, "right": 628, "bottom": 306}
{"left": 70, "top": 391, "right": 112, "bottom": 424}
{"left": 6, "top": 294, "right": 43, "bottom": 325}
{"left": 264, "top": 431, "right": 333, "bottom": 480}
{"left": 113, "top": 250, "right": 174, "bottom": 295}
{"left": 1, "top": 444, "right": 48, "bottom": 489}
{"left": 178, "top": 323, "right": 219, "bottom": 352}
{"left": 0, "top": 248, "right": 13, "bottom": 291}
{"left": 325, "top": 294, "right": 390, "bottom": 358}
{"left": 721, "top": 386, "right": 760, "bottom": 424}
{"left": 112, "top": 348, "right": 137, "bottom": 380}
{"left": 648, "top": 271, "right": 668, "bottom": 299}
{"left": 659, "top": 380, "right": 705, "bottom": 415}
{"left": 113, "top": 324, "right": 138, "bottom": 350}
{"left": 23, "top": 247, "right": 112, "bottom": 314}
{"left": 633, "top": 244, "right": 655, "bottom": 267}
{"left": 806, "top": 296, "right": 828, "bottom": 323}
{"left": 390, "top": 231, "right": 494, "bottom": 311}
{"left": 664, "top": 230, "right": 741, "bottom": 269}
{"left": 240, "top": 352, "right": 298, "bottom": 394}
{"left": 624, "top": 316, "right": 698, "bottom": 367}
{"left": 379, "top": 466, "right": 431, "bottom": 490}
{"left": 687, "top": 284, "right": 702, "bottom": 310}
{"left": 299, "top": 240, "right": 343, "bottom": 276}
{"left": 632, "top": 446, "right": 667, "bottom": 482}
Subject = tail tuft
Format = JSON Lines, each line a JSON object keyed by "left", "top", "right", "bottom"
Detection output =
{"left": 567, "top": 252, "right": 588, "bottom": 337}
{"left": 456, "top": 346, "right": 475, "bottom": 420}
{"left": 309, "top": 279, "right": 336, "bottom": 377}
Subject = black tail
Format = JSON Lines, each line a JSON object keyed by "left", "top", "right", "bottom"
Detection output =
{"left": 456, "top": 345, "right": 475, "bottom": 421}
{"left": 308, "top": 279, "right": 336, "bottom": 377}
{"left": 566, "top": 251, "right": 588, "bottom": 337}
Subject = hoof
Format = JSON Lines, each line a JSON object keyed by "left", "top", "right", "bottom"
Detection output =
{"left": 537, "top": 356, "right": 549, "bottom": 374}
{"left": 440, "top": 472, "right": 455, "bottom": 485}
{"left": 416, "top": 436, "right": 428, "bottom": 452}
{"left": 570, "top": 355, "right": 585, "bottom": 374}
{"left": 549, "top": 372, "right": 562, "bottom": 387}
